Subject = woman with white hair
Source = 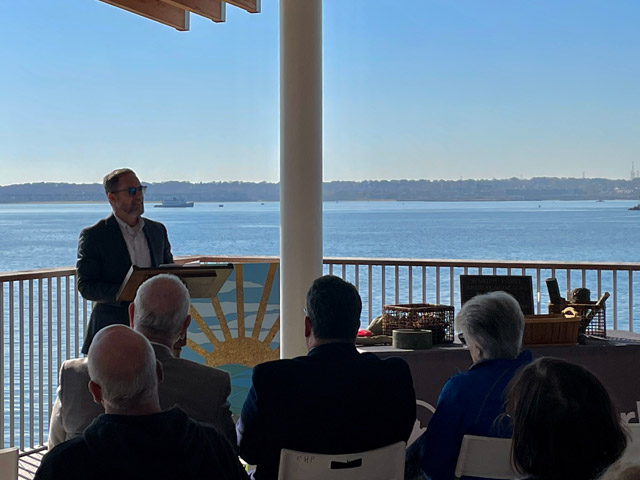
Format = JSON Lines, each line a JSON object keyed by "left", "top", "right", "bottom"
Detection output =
{"left": 407, "top": 291, "right": 533, "bottom": 480}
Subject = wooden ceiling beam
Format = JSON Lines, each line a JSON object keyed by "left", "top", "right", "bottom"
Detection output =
{"left": 99, "top": 0, "right": 190, "bottom": 31}
{"left": 224, "top": 0, "right": 260, "bottom": 14}
{"left": 162, "top": 0, "right": 226, "bottom": 23}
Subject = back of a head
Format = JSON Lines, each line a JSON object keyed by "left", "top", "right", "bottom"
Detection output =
{"left": 87, "top": 324, "right": 158, "bottom": 412}
{"left": 455, "top": 291, "right": 524, "bottom": 359}
{"left": 133, "top": 274, "right": 190, "bottom": 344}
{"left": 306, "top": 275, "right": 362, "bottom": 341}
{"left": 507, "top": 357, "right": 627, "bottom": 480}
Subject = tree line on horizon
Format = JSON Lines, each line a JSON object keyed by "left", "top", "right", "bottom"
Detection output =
{"left": 1, "top": 177, "right": 640, "bottom": 203}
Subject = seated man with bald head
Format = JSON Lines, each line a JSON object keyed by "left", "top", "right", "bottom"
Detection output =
{"left": 36, "top": 325, "right": 247, "bottom": 480}
{"left": 48, "top": 274, "right": 236, "bottom": 449}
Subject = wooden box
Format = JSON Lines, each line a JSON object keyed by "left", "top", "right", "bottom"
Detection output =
{"left": 522, "top": 314, "right": 580, "bottom": 346}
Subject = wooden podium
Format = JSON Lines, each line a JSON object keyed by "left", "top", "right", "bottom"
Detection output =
{"left": 116, "top": 264, "right": 234, "bottom": 302}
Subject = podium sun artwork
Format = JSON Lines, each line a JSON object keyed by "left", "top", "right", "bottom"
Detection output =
{"left": 181, "top": 263, "right": 281, "bottom": 413}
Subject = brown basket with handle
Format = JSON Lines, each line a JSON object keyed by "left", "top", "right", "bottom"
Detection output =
{"left": 381, "top": 303, "right": 454, "bottom": 344}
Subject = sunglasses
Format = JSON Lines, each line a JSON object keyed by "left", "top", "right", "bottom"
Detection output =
{"left": 112, "top": 185, "right": 147, "bottom": 196}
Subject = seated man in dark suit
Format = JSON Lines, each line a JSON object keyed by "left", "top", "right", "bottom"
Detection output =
{"left": 237, "top": 274, "right": 416, "bottom": 480}
{"left": 48, "top": 274, "right": 236, "bottom": 449}
{"left": 36, "top": 325, "right": 247, "bottom": 480}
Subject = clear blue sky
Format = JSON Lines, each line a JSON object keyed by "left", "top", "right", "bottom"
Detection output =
{"left": 1, "top": 0, "right": 638, "bottom": 185}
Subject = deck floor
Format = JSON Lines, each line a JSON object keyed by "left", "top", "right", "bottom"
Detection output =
{"left": 19, "top": 449, "right": 45, "bottom": 479}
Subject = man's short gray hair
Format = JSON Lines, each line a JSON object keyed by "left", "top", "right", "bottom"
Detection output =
{"left": 87, "top": 326, "right": 158, "bottom": 411}
{"left": 133, "top": 274, "right": 190, "bottom": 344}
{"left": 455, "top": 291, "right": 524, "bottom": 359}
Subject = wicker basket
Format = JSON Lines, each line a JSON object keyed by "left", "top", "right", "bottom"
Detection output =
{"left": 381, "top": 303, "right": 454, "bottom": 344}
{"left": 548, "top": 302, "right": 606, "bottom": 338}
{"left": 570, "top": 302, "right": 606, "bottom": 338}
{"left": 523, "top": 314, "right": 581, "bottom": 345}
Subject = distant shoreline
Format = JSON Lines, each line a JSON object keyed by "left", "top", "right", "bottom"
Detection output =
{"left": 1, "top": 177, "right": 639, "bottom": 203}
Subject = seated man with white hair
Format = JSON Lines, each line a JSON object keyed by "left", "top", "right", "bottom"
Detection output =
{"left": 48, "top": 274, "right": 236, "bottom": 449}
{"left": 406, "top": 291, "right": 533, "bottom": 480}
{"left": 36, "top": 325, "right": 248, "bottom": 480}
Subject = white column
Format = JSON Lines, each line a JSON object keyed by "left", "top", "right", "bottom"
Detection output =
{"left": 279, "top": 0, "right": 323, "bottom": 359}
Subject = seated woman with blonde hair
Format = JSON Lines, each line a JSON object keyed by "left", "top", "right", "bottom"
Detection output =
{"left": 506, "top": 357, "right": 628, "bottom": 480}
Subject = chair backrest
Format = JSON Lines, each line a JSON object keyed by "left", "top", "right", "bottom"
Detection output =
{"left": 277, "top": 441, "right": 406, "bottom": 480}
{"left": 620, "top": 422, "right": 640, "bottom": 463}
{"left": 0, "top": 447, "right": 19, "bottom": 480}
{"left": 454, "top": 435, "right": 517, "bottom": 479}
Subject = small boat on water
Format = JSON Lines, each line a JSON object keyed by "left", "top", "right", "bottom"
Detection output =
{"left": 629, "top": 204, "right": 640, "bottom": 211}
{"left": 154, "top": 197, "right": 194, "bottom": 208}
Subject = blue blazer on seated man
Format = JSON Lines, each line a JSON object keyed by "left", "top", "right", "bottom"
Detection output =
{"left": 237, "top": 275, "right": 417, "bottom": 480}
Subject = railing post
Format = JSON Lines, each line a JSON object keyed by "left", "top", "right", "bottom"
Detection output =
{"left": 38, "top": 278, "right": 44, "bottom": 446}
{"left": 536, "top": 269, "right": 541, "bottom": 314}
{"left": 394, "top": 266, "right": 399, "bottom": 304}
{"left": 9, "top": 281, "right": 15, "bottom": 446}
{"left": 19, "top": 280, "right": 25, "bottom": 450}
{"left": 47, "top": 277, "right": 53, "bottom": 435}
{"left": 629, "top": 271, "right": 634, "bottom": 332}
{"left": 0, "top": 282, "right": 4, "bottom": 449}
{"left": 381, "top": 266, "right": 386, "bottom": 308}
{"left": 57, "top": 277, "right": 62, "bottom": 375}
{"left": 408, "top": 266, "right": 413, "bottom": 304}
{"left": 29, "top": 279, "right": 34, "bottom": 448}
{"left": 613, "top": 271, "right": 618, "bottom": 330}
{"left": 449, "top": 266, "right": 454, "bottom": 306}
{"left": 367, "top": 265, "right": 373, "bottom": 323}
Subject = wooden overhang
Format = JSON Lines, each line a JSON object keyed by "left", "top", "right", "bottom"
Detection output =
{"left": 99, "top": 0, "right": 260, "bottom": 31}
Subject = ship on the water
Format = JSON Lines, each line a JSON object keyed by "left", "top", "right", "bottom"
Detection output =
{"left": 154, "top": 197, "right": 194, "bottom": 208}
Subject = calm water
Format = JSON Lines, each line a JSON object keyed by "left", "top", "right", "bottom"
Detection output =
{"left": 2, "top": 199, "right": 640, "bottom": 272}
{"left": 2, "top": 200, "right": 640, "bottom": 446}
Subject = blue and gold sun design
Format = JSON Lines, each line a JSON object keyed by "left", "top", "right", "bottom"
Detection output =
{"left": 181, "top": 263, "right": 280, "bottom": 413}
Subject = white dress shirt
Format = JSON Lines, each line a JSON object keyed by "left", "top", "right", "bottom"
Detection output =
{"left": 114, "top": 214, "right": 152, "bottom": 267}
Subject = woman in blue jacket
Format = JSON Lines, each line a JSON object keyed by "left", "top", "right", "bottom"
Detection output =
{"left": 407, "top": 291, "right": 532, "bottom": 480}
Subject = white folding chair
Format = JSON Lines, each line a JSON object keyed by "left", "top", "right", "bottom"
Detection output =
{"left": 0, "top": 447, "right": 19, "bottom": 480}
{"left": 620, "top": 423, "right": 640, "bottom": 463}
{"left": 277, "top": 441, "right": 406, "bottom": 480}
{"left": 454, "top": 435, "right": 517, "bottom": 479}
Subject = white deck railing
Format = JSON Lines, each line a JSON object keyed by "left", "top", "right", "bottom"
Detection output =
{"left": 2, "top": 255, "right": 640, "bottom": 451}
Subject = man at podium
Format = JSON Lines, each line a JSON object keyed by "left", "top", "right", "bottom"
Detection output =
{"left": 77, "top": 168, "right": 173, "bottom": 354}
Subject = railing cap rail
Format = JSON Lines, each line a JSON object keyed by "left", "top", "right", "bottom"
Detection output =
{"left": 2, "top": 256, "right": 640, "bottom": 282}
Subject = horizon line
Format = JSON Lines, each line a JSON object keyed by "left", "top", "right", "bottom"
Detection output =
{"left": 2, "top": 175, "right": 639, "bottom": 188}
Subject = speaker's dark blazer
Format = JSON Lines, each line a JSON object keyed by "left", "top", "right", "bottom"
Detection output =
{"left": 237, "top": 342, "right": 416, "bottom": 480}
{"left": 77, "top": 214, "right": 173, "bottom": 353}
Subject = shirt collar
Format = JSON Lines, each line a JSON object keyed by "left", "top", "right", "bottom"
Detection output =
{"left": 114, "top": 213, "right": 145, "bottom": 235}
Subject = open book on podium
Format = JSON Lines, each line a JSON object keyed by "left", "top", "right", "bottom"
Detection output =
{"left": 116, "top": 263, "right": 234, "bottom": 302}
